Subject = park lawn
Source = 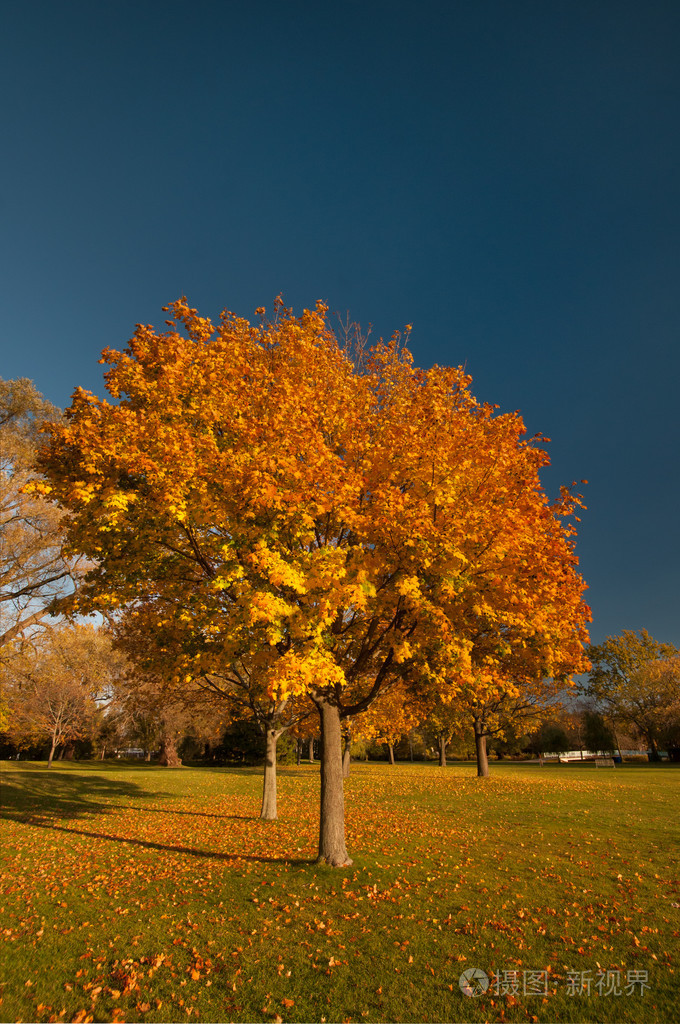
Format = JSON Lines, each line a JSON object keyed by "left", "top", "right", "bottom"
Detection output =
{"left": 0, "top": 760, "right": 678, "bottom": 1024}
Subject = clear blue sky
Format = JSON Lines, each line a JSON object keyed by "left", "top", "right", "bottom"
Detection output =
{"left": 2, "top": 0, "right": 678, "bottom": 648}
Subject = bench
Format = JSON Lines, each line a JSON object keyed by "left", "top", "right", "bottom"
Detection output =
{"left": 595, "top": 757, "right": 616, "bottom": 768}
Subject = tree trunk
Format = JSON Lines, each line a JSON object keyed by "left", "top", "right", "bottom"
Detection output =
{"left": 296, "top": 738, "right": 302, "bottom": 765}
{"left": 474, "top": 722, "right": 489, "bottom": 777}
{"left": 99, "top": 746, "right": 106, "bottom": 760}
{"left": 438, "top": 732, "right": 447, "bottom": 767}
{"left": 316, "top": 700, "right": 352, "bottom": 867}
{"left": 409, "top": 730, "right": 414, "bottom": 762}
{"left": 62, "top": 741, "right": 76, "bottom": 760}
{"left": 47, "top": 736, "right": 57, "bottom": 768}
{"left": 648, "top": 737, "right": 661, "bottom": 762}
{"left": 260, "top": 729, "right": 280, "bottom": 820}
{"left": 144, "top": 750, "right": 151, "bottom": 762}
{"left": 342, "top": 725, "right": 351, "bottom": 778}
{"left": 386, "top": 742, "right": 395, "bottom": 765}
{"left": 308, "top": 737, "right": 315, "bottom": 763}
{"left": 611, "top": 724, "right": 623, "bottom": 762}
{"left": 159, "top": 734, "right": 182, "bottom": 767}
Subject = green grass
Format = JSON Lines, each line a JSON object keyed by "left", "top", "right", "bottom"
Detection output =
{"left": 1, "top": 759, "right": 678, "bottom": 1023}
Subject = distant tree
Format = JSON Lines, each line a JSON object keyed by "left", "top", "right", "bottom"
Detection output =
{"left": 583, "top": 631, "right": 679, "bottom": 760}
{"left": 112, "top": 598, "right": 313, "bottom": 815}
{"left": 486, "top": 721, "right": 527, "bottom": 759}
{"left": 455, "top": 674, "right": 563, "bottom": 776}
{"left": 3, "top": 623, "right": 114, "bottom": 766}
{"left": 358, "top": 682, "right": 425, "bottom": 765}
{"left": 525, "top": 719, "right": 571, "bottom": 759}
{"left": 582, "top": 708, "right": 617, "bottom": 754}
{"left": 418, "top": 696, "right": 468, "bottom": 766}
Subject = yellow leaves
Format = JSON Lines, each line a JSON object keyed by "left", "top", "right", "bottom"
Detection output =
{"left": 247, "top": 591, "right": 298, "bottom": 630}
{"left": 267, "top": 648, "right": 346, "bottom": 701}
{"left": 248, "top": 544, "right": 307, "bottom": 594}
{"left": 397, "top": 575, "right": 422, "bottom": 601}
{"left": 35, "top": 295, "right": 590, "bottom": 723}
{"left": 392, "top": 640, "right": 413, "bottom": 665}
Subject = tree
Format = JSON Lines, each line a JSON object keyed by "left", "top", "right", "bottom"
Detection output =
{"left": 111, "top": 599, "right": 313, "bottom": 815}
{"left": 581, "top": 708, "right": 617, "bottom": 755}
{"left": 37, "top": 298, "right": 590, "bottom": 866}
{"left": 0, "top": 379, "right": 82, "bottom": 651}
{"left": 454, "top": 675, "right": 565, "bottom": 776}
{"left": 3, "top": 623, "right": 116, "bottom": 765}
{"left": 358, "top": 681, "right": 426, "bottom": 765}
{"left": 525, "top": 719, "right": 571, "bottom": 759}
{"left": 583, "top": 631, "right": 679, "bottom": 760}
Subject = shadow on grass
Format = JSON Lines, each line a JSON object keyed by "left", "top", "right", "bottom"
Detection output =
{"left": 0, "top": 768, "right": 161, "bottom": 823}
{"left": 1, "top": 767, "right": 317, "bottom": 868}
{"left": 117, "top": 805, "right": 254, "bottom": 820}
{"left": 24, "top": 819, "right": 317, "bottom": 866}
{"left": 182, "top": 765, "right": 319, "bottom": 778}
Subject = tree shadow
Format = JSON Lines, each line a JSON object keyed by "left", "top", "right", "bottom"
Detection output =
{"left": 0, "top": 768, "right": 160, "bottom": 823}
{"left": 24, "top": 819, "right": 316, "bottom": 866}
{"left": 188, "top": 765, "right": 319, "bottom": 777}
{"left": 1, "top": 768, "right": 317, "bottom": 868}
{"left": 117, "top": 805, "right": 254, "bottom": 821}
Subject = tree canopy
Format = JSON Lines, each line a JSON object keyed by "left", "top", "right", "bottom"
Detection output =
{"left": 584, "top": 630, "right": 680, "bottom": 758}
{"left": 36, "top": 298, "right": 590, "bottom": 863}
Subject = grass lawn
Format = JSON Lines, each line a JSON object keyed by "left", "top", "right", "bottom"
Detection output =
{"left": 1, "top": 759, "right": 678, "bottom": 1024}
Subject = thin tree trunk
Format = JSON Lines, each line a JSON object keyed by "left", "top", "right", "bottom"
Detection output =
{"left": 439, "top": 732, "right": 447, "bottom": 767}
{"left": 144, "top": 750, "right": 151, "bottom": 762}
{"left": 386, "top": 742, "right": 395, "bottom": 765}
{"left": 474, "top": 722, "right": 489, "bottom": 777}
{"left": 260, "top": 729, "right": 280, "bottom": 820}
{"left": 316, "top": 700, "right": 352, "bottom": 867}
{"left": 342, "top": 725, "right": 351, "bottom": 778}
{"left": 296, "top": 738, "right": 302, "bottom": 765}
{"left": 308, "top": 737, "right": 315, "bottom": 763}
{"left": 612, "top": 724, "right": 623, "bottom": 762}
{"left": 99, "top": 746, "right": 106, "bottom": 760}
{"left": 649, "top": 737, "right": 661, "bottom": 762}
{"left": 47, "top": 736, "right": 57, "bottom": 768}
{"left": 159, "top": 733, "right": 182, "bottom": 767}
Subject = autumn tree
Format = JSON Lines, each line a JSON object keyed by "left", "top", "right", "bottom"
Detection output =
{"left": 104, "top": 668, "right": 225, "bottom": 766}
{"left": 583, "top": 630, "right": 679, "bottom": 760}
{"left": 37, "top": 298, "right": 590, "bottom": 865}
{"left": 451, "top": 673, "right": 567, "bottom": 776}
{"left": 358, "top": 681, "right": 427, "bottom": 765}
{"left": 421, "top": 695, "right": 469, "bottom": 766}
{"left": 111, "top": 600, "right": 313, "bottom": 814}
{"left": 0, "top": 379, "right": 83, "bottom": 651}
{"left": 3, "top": 622, "right": 117, "bottom": 765}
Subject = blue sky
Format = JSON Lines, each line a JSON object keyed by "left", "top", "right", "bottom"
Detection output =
{"left": 2, "top": 0, "right": 678, "bottom": 648}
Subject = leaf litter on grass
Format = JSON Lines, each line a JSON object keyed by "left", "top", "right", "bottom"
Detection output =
{"left": 1, "top": 760, "right": 678, "bottom": 1023}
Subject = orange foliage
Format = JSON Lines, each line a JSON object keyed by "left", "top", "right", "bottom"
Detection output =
{"left": 36, "top": 298, "right": 590, "bottom": 857}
